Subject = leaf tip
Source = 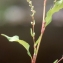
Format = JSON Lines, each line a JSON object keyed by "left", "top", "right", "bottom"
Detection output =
{"left": 1, "top": 34, "right": 4, "bottom": 36}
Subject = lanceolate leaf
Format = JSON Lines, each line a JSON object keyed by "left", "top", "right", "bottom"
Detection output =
{"left": 34, "top": 35, "right": 42, "bottom": 47}
{"left": 45, "top": 0, "right": 63, "bottom": 26}
{"left": 53, "top": 59, "right": 58, "bottom": 63}
{"left": 1, "top": 34, "right": 32, "bottom": 58}
{"left": 30, "top": 28, "right": 33, "bottom": 37}
{"left": 1, "top": 34, "right": 19, "bottom": 42}
{"left": 16, "top": 40, "right": 32, "bottom": 58}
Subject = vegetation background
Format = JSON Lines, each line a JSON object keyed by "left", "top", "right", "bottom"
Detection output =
{"left": 0, "top": 0, "right": 63, "bottom": 63}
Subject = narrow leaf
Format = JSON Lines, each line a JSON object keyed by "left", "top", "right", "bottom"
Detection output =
{"left": 17, "top": 40, "right": 29, "bottom": 50}
{"left": 27, "top": 50, "right": 32, "bottom": 58}
{"left": 53, "top": 59, "right": 58, "bottom": 63}
{"left": 1, "top": 34, "right": 19, "bottom": 42}
{"left": 45, "top": 0, "right": 63, "bottom": 26}
{"left": 1, "top": 34, "right": 32, "bottom": 58}
{"left": 30, "top": 28, "right": 33, "bottom": 37}
{"left": 34, "top": 35, "right": 41, "bottom": 47}
{"left": 17, "top": 40, "right": 32, "bottom": 58}
{"left": 30, "top": 28, "right": 35, "bottom": 37}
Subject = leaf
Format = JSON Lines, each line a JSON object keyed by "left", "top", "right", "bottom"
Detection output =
{"left": 53, "top": 59, "right": 58, "bottom": 63}
{"left": 1, "top": 34, "right": 19, "bottom": 42}
{"left": 34, "top": 35, "right": 41, "bottom": 47}
{"left": 30, "top": 28, "right": 35, "bottom": 37}
{"left": 17, "top": 40, "right": 29, "bottom": 51}
{"left": 45, "top": 0, "right": 63, "bottom": 26}
{"left": 17, "top": 40, "right": 32, "bottom": 58}
{"left": 27, "top": 50, "right": 32, "bottom": 58}
{"left": 1, "top": 34, "right": 32, "bottom": 58}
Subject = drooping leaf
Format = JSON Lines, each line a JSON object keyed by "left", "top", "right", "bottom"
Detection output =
{"left": 1, "top": 34, "right": 19, "bottom": 42}
{"left": 53, "top": 59, "right": 58, "bottom": 63}
{"left": 45, "top": 0, "right": 63, "bottom": 26}
{"left": 16, "top": 40, "right": 32, "bottom": 58}
{"left": 1, "top": 34, "right": 32, "bottom": 58}
{"left": 27, "top": 50, "right": 32, "bottom": 58}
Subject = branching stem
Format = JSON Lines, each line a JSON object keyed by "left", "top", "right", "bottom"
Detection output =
{"left": 26, "top": 0, "right": 47, "bottom": 63}
{"left": 31, "top": 0, "right": 47, "bottom": 63}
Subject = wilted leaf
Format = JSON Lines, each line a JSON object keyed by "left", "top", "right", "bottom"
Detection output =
{"left": 53, "top": 59, "right": 58, "bottom": 63}
{"left": 1, "top": 34, "right": 32, "bottom": 58}
{"left": 45, "top": 0, "right": 63, "bottom": 26}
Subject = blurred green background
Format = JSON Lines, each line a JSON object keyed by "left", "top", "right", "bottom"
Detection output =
{"left": 0, "top": 0, "right": 63, "bottom": 63}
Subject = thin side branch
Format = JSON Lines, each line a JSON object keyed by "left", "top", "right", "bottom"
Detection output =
{"left": 27, "top": 0, "right": 36, "bottom": 43}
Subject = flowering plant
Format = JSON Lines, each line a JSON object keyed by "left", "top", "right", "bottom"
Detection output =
{"left": 1, "top": 0, "right": 63, "bottom": 63}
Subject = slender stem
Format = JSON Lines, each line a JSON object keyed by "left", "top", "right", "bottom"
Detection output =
{"left": 31, "top": 15, "right": 36, "bottom": 63}
{"left": 26, "top": 0, "right": 36, "bottom": 43}
{"left": 41, "top": 0, "right": 47, "bottom": 34}
{"left": 27, "top": 0, "right": 47, "bottom": 63}
{"left": 27, "top": 1, "right": 36, "bottom": 63}
{"left": 31, "top": 0, "right": 47, "bottom": 63}
{"left": 32, "top": 15, "right": 35, "bottom": 43}
{"left": 36, "top": 0, "right": 47, "bottom": 57}
{"left": 42, "top": 0, "right": 46, "bottom": 24}
{"left": 57, "top": 57, "right": 63, "bottom": 63}
{"left": 30, "top": 3, "right": 36, "bottom": 63}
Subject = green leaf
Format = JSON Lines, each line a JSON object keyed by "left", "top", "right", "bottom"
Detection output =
{"left": 30, "top": 28, "right": 35, "bottom": 37}
{"left": 34, "top": 35, "right": 42, "bottom": 47}
{"left": 45, "top": 0, "right": 63, "bottom": 26}
{"left": 1, "top": 34, "right": 32, "bottom": 58}
{"left": 1, "top": 34, "right": 19, "bottom": 42}
{"left": 53, "top": 59, "right": 58, "bottom": 63}
{"left": 17, "top": 40, "right": 32, "bottom": 58}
